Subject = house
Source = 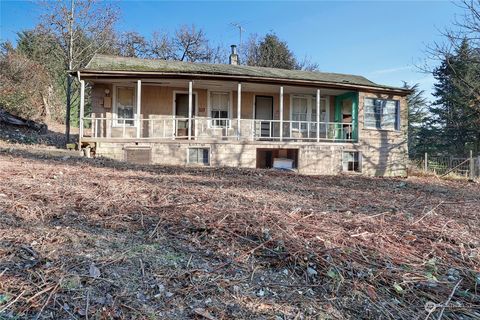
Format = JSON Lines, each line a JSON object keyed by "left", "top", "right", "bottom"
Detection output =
{"left": 73, "top": 46, "right": 410, "bottom": 176}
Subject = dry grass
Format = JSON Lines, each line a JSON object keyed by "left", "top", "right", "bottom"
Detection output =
{"left": 0, "top": 145, "right": 479, "bottom": 319}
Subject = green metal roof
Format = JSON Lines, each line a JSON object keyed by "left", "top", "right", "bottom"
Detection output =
{"left": 81, "top": 54, "right": 409, "bottom": 94}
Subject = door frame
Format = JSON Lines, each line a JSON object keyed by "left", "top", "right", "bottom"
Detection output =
{"left": 172, "top": 90, "right": 199, "bottom": 118}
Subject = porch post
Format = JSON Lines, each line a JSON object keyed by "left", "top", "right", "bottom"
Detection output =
{"left": 279, "top": 86, "right": 284, "bottom": 141}
{"left": 352, "top": 92, "right": 359, "bottom": 141}
{"left": 316, "top": 89, "right": 320, "bottom": 143}
{"left": 79, "top": 80, "right": 85, "bottom": 141}
{"left": 237, "top": 82, "right": 242, "bottom": 140}
{"left": 188, "top": 80, "right": 193, "bottom": 140}
{"left": 136, "top": 80, "right": 142, "bottom": 138}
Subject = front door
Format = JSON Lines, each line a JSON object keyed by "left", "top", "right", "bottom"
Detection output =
{"left": 175, "top": 93, "right": 196, "bottom": 137}
{"left": 255, "top": 96, "right": 273, "bottom": 138}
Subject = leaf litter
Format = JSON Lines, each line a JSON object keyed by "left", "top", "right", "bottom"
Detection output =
{"left": 0, "top": 145, "right": 479, "bottom": 319}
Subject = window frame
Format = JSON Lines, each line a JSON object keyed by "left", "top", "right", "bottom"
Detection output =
{"left": 289, "top": 94, "right": 329, "bottom": 132}
{"left": 112, "top": 84, "right": 137, "bottom": 127}
{"left": 363, "top": 97, "right": 400, "bottom": 131}
{"left": 187, "top": 147, "right": 210, "bottom": 166}
{"left": 342, "top": 151, "right": 361, "bottom": 173}
{"left": 207, "top": 90, "right": 232, "bottom": 128}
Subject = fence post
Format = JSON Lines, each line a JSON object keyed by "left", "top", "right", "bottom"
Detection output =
{"left": 424, "top": 152, "right": 428, "bottom": 173}
{"left": 477, "top": 156, "right": 480, "bottom": 178}
{"left": 469, "top": 150, "right": 474, "bottom": 181}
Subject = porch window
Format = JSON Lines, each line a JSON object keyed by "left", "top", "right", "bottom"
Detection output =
{"left": 342, "top": 151, "right": 361, "bottom": 172}
{"left": 115, "top": 86, "right": 136, "bottom": 126}
{"left": 188, "top": 148, "right": 209, "bottom": 165}
{"left": 291, "top": 96, "right": 308, "bottom": 130}
{"left": 210, "top": 92, "right": 229, "bottom": 127}
{"left": 364, "top": 98, "right": 399, "bottom": 130}
{"left": 291, "top": 95, "right": 328, "bottom": 131}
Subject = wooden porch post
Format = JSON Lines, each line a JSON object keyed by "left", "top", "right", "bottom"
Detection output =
{"left": 188, "top": 80, "right": 193, "bottom": 140}
{"left": 279, "top": 86, "right": 284, "bottom": 141}
{"left": 237, "top": 82, "right": 242, "bottom": 140}
{"left": 79, "top": 80, "right": 85, "bottom": 142}
{"left": 316, "top": 89, "right": 320, "bottom": 143}
{"left": 136, "top": 80, "right": 142, "bottom": 138}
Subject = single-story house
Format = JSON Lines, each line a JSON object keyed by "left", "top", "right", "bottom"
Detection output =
{"left": 73, "top": 46, "right": 410, "bottom": 176}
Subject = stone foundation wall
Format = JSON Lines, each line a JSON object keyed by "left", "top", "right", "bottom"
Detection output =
{"left": 94, "top": 141, "right": 403, "bottom": 176}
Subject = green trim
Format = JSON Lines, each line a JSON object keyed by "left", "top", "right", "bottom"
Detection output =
{"left": 334, "top": 92, "right": 359, "bottom": 142}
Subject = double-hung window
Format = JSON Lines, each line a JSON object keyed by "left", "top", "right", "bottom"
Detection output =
{"left": 364, "top": 98, "right": 399, "bottom": 130}
{"left": 291, "top": 96, "right": 309, "bottom": 130}
{"left": 210, "top": 92, "right": 230, "bottom": 127}
{"left": 114, "top": 86, "right": 136, "bottom": 126}
{"left": 291, "top": 95, "right": 328, "bottom": 131}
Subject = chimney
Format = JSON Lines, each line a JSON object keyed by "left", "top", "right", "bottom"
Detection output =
{"left": 229, "top": 45, "right": 239, "bottom": 65}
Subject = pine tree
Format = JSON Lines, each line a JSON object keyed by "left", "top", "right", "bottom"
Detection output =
{"left": 430, "top": 39, "right": 480, "bottom": 155}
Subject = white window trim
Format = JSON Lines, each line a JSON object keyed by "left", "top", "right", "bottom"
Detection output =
{"left": 207, "top": 90, "right": 233, "bottom": 128}
{"left": 289, "top": 94, "right": 329, "bottom": 132}
{"left": 363, "top": 97, "right": 400, "bottom": 131}
{"left": 186, "top": 147, "right": 211, "bottom": 166}
{"left": 112, "top": 84, "right": 137, "bottom": 127}
{"left": 342, "top": 150, "right": 362, "bottom": 173}
{"left": 172, "top": 90, "right": 199, "bottom": 118}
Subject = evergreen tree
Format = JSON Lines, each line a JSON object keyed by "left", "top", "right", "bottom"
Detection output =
{"left": 403, "top": 82, "right": 429, "bottom": 157}
{"left": 430, "top": 39, "right": 480, "bottom": 155}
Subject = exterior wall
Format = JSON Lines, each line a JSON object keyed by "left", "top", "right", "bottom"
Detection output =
{"left": 91, "top": 84, "right": 334, "bottom": 121}
{"left": 95, "top": 141, "right": 357, "bottom": 175}
{"left": 357, "top": 91, "right": 408, "bottom": 177}
{"left": 89, "top": 83, "right": 408, "bottom": 177}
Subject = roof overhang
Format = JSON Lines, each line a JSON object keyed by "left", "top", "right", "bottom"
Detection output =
{"left": 72, "top": 70, "right": 412, "bottom": 96}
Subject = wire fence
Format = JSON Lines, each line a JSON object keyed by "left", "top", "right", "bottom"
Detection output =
{"left": 413, "top": 151, "right": 480, "bottom": 180}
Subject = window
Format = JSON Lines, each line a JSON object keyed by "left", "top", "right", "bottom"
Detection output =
{"left": 210, "top": 92, "right": 230, "bottom": 127}
{"left": 188, "top": 148, "right": 209, "bottom": 165}
{"left": 342, "top": 151, "right": 361, "bottom": 172}
{"left": 364, "top": 98, "right": 399, "bottom": 130}
{"left": 114, "top": 86, "right": 136, "bottom": 126}
{"left": 291, "top": 95, "right": 328, "bottom": 131}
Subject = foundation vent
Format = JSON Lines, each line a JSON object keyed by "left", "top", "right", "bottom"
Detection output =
{"left": 124, "top": 146, "right": 152, "bottom": 164}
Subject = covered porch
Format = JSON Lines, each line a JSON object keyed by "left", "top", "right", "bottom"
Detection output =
{"left": 79, "top": 79, "right": 359, "bottom": 143}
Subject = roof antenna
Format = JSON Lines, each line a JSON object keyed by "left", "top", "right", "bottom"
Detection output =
{"left": 231, "top": 22, "right": 245, "bottom": 58}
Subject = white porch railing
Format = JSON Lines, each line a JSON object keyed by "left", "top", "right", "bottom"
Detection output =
{"left": 81, "top": 117, "right": 355, "bottom": 142}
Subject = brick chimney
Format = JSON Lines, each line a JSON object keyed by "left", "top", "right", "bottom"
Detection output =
{"left": 229, "top": 45, "right": 239, "bottom": 65}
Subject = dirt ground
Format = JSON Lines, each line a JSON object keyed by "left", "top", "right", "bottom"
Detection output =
{"left": 0, "top": 145, "right": 479, "bottom": 319}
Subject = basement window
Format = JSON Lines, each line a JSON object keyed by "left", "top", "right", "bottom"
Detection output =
{"left": 343, "top": 151, "right": 361, "bottom": 172}
{"left": 188, "top": 148, "right": 209, "bottom": 165}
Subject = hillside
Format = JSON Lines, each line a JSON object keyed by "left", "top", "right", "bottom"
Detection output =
{"left": 0, "top": 145, "right": 479, "bottom": 319}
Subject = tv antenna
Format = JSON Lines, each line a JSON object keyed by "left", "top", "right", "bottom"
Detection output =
{"left": 231, "top": 22, "right": 246, "bottom": 50}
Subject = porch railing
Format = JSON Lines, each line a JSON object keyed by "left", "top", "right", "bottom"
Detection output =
{"left": 81, "top": 116, "right": 355, "bottom": 142}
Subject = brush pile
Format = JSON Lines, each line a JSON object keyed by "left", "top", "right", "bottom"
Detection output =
{"left": 0, "top": 146, "right": 479, "bottom": 319}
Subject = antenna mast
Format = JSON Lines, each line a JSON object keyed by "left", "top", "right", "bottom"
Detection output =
{"left": 231, "top": 22, "right": 245, "bottom": 55}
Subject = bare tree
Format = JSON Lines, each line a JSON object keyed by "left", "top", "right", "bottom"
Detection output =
{"left": 425, "top": 0, "right": 480, "bottom": 99}
{"left": 117, "top": 31, "right": 148, "bottom": 58}
{"left": 145, "top": 25, "right": 227, "bottom": 63}
{"left": 173, "top": 25, "right": 213, "bottom": 62}
{"left": 37, "top": 0, "right": 119, "bottom": 143}
{"left": 149, "top": 31, "right": 175, "bottom": 60}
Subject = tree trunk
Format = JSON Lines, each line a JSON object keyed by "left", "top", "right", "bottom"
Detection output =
{"left": 65, "top": 74, "right": 72, "bottom": 143}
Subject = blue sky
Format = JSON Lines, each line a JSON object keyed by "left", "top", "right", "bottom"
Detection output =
{"left": 0, "top": 1, "right": 464, "bottom": 100}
